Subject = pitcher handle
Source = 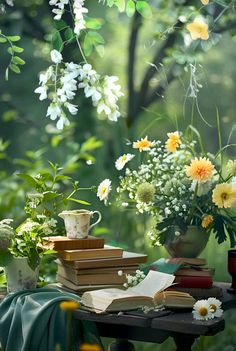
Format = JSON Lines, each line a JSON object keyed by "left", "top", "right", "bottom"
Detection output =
{"left": 89, "top": 211, "right": 102, "bottom": 231}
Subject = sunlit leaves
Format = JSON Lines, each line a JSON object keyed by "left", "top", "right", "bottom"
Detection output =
{"left": 84, "top": 31, "right": 105, "bottom": 56}
{"left": 0, "top": 31, "right": 25, "bottom": 80}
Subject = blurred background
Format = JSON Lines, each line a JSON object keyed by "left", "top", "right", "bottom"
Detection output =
{"left": 0, "top": 0, "right": 236, "bottom": 349}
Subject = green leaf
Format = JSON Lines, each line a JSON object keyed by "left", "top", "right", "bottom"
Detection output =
{"left": 115, "top": 0, "right": 126, "bottom": 11}
{"left": 126, "top": 0, "right": 135, "bottom": 17}
{"left": 7, "top": 35, "right": 21, "bottom": 42}
{"left": 67, "top": 198, "right": 91, "bottom": 205}
{"left": 0, "top": 251, "right": 13, "bottom": 267}
{"left": 12, "top": 56, "right": 25, "bottom": 65}
{"left": 0, "top": 37, "right": 7, "bottom": 43}
{"left": 93, "top": 227, "right": 112, "bottom": 235}
{"left": 81, "top": 137, "right": 103, "bottom": 152}
{"left": 86, "top": 17, "right": 103, "bottom": 30}
{"left": 7, "top": 47, "right": 14, "bottom": 55}
{"left": 95, "top": 45, "right": 105, "bottom": 57}
{"left": 64, "top": 28, "right": 74, "bottom": 42}
{"left": 55, "top": 19, "right": 68, "bottom": 30}
{"left": 43, "top": 191, "right": 61, "bottom": 201}
{"left": 52, "top": 31, "right": 63, "bottom": 52}
{"left": 9, "top": 64, "right": 21, "bottom": 74}
{"left": 12, "top": 45, "right": 24, "bottom": 53}
{"left": 136, "top": 1, "right": 152, "bottom": 19}
{"left": 17, "top": 173, "right": 38, "bottom": 187}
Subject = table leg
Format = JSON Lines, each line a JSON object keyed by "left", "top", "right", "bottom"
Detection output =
{"left": 173, "top": 334, "right": 197, "bottom": 351}
{"left": 108, "top": 339, "right": 135, "bottom": 351}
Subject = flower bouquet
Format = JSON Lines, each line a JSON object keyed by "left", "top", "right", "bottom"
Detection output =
{"left": 114, "top": 132, "right": 236, "bottom": 255}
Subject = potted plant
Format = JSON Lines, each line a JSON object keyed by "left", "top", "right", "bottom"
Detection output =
{"left": 108, "top": 130, "right": 236, "bottom": 258}
{"left": 0, "top": 216, "right": 57, "bottom": 292}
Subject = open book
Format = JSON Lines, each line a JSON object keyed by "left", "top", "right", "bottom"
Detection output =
{"left": 81, "top": 271, "right": 176, "bottom": 313}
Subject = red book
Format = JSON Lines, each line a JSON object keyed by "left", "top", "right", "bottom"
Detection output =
{"left": 175, "top": 276, "right": 213, "bottom": 289}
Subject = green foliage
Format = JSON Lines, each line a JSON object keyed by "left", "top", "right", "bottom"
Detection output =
{"left": 0, "top": 30, "right": 25, "bottom": 80}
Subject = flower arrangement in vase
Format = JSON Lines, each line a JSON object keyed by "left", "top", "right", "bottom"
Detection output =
{"left": 110, "top": 130, "right": 236, "bottom": 257}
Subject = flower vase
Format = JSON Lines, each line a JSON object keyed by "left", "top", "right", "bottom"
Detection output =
{"left": 164, "top": 226, "right": 210, "bottom": 258}
{"left": 5, "top": 257, "right": 39, "bottom": 293}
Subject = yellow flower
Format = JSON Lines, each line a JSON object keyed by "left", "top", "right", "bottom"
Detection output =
{"left": 133, "top": 136, "right": 154, "bottom": 152}
{"left": 165, "top": 131, "right": 181, "bottom": 153}
{"left": 59, "top": 300, "right": 80, "bottom": 311}
{"left": 187, "top": 19, "right": 209, "bottom": 40}
{"left": 186, "top": 157, "right": 214, "bottom": 182}
{"left": 80, "top": 344, "right": 102, "bottom": 351}
{"left": 200, "top": 0, "right": 209, "bottom": 4}
{"left": 212, "top": 183, "right": 236, "bottom": 208}
{"left": 201, "top": 215, "right": 214, "bottom": 228}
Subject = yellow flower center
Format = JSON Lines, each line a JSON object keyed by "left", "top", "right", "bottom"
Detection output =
{"left": 210, "top": 304, "right": 216, "bottom": 312}
{"left": 122, "top": 155, "right": 127, "bottom": 161}
{"left": 199, "top": 307, "right": 208, "bottom": 316}
{"left": 139, "top": 140, "right": 150, "bottom": 148}
{"left": 101, "top": 187, "right": 107, "bottom": 194}
{"left": 221, "top": 192, "right": 229, "bottom": 200}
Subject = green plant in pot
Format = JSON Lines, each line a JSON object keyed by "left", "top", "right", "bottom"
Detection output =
{"left": 0, "top": 217, "right": 57, "bottom": 292}
{"left": 112, "top": 130, "right": 236, "bottom": 258}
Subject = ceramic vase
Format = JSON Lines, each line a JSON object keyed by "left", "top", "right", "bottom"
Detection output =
{"left": 164, "top": 225, "right": 210, "bottom": 258}
{"left": 5, "top": 257, "right": 39, "bottom": 293}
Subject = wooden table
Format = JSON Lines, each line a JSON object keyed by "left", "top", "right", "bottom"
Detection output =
{"left": 73, "top": 283, "right": 236, "bottom": 351}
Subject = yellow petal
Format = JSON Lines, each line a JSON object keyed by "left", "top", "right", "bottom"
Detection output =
{"left": 200, "top": 0, "right": 209, "bottom": 4}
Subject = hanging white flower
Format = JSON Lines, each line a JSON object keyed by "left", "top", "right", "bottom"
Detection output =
{"left": 97, "top": 179, "right": 112, "bottom": 204}
{"left": 34, "top": 86, "right": 48, "bottom": 100}
{"left": 49, "top": 0, "right": 69, "bottom": 20}
{"left": 46, "top": 103, "right": 61, "bottom": 121}
{"left": 115, "top": 154, "right": 135, "bottom": 171}
{"left": 50, "top": 49, "right": 63, "bottom": 64}
{"left": 73, "top": 0, "right": 88, "bottom": 35}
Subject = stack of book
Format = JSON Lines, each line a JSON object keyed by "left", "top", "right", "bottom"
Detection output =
{"left": 148, "top": 257, "right": 222, "bottom": 299}
{"left": 44, "top": 236, "right": 147, "bottom": 293}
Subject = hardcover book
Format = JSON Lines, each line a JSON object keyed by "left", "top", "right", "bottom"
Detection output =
{"left": 57, "top": 265, "right": 128, "bottom": 285}
{"left": 57, "top": 245, "right": 123, "bottom": 261}
{"left": 59, "top": 251, "right": 147, "bottom": 268}
{"left": 43, "top": 235, "right": 105, "bottom": 250}
{"left": 81, "top": 270, "right": 176, "bottom": 313}
{"left": 56, "top": 275, "right": 124, "bottom": 292}
{"left": 175, "top": 275, "right": 213, "bottom": 289}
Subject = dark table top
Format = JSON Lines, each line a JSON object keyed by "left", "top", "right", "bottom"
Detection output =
{"left": 73, "top": 282, "right": 236, "bottom": 341}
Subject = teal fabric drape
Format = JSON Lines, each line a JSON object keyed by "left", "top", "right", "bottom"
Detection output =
{"left": 0, "top": 288, "right": 102, "bottom": 351}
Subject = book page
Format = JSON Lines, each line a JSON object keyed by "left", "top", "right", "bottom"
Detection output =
{"left": 127, "top": 270, "right": 175, "bottom": 298}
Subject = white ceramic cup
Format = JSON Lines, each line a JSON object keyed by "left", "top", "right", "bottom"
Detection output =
{"left": 58, "top": 209, "right": 102, "bottom": 239}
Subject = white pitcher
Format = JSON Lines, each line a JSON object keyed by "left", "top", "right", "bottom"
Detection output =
{"left": 58, "top": 209, "right": 102, "bottom": 239}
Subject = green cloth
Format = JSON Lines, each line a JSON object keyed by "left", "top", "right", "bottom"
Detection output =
{"left": 0, "top": 288, "right": 102, "bottom": 351}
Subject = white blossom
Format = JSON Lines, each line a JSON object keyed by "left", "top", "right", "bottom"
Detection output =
{"left": 47, "top": 103, "right": 61, "bottom": 121}
{"left": 34, "top": 86, "right": 48, "bottom": 100}
{"left": 73, "top": 0, "right": 88, "bottom": 35}
{"left": 115, "top": 154, "right": 135, "bottom": 171}
{"left": 97, "top": 179, "right": 112, "bottom": 204}
{"left": 50, "top": 49, "right": 63, "bottom": 64}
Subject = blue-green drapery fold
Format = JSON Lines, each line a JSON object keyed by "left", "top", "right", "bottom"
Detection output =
{"left": 0, "top": 288, "right": 102, "bottom": 351}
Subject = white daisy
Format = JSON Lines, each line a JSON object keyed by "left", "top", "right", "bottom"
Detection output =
{"left": 192, "top": 300, "right": 214, "bottom": 321}
{"left": 97, "top": 179, "right": 112, "bottom": 204}
{"left": 207, "top": 298, "right": 223, "bottom": 318}
{"left": 115, "top": 153, "right": 135, "bottom": 171}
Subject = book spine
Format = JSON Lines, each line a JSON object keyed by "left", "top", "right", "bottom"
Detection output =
{"left": 175, "top": 276, "right": 213, "bottom": 288}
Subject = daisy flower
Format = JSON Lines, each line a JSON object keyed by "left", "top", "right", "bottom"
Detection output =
{"left": 200, "top": 0, "right": 209, "bottom": 5}
{"left": 97, "top": 179, "right": 112, "bottom": 204}
{"left": 165, "top": 131, "right": 181, "bottom": 153}
{"left": 186, "top": 157, "right": 215, "bottom": 183}
{"left": 192, "top": 300, "right": 214, "bottom": 321}
{"left": 207, "top": 298, "right": 223, "bottom": 318}
{"left": 59, "top": 300, "right": 80, "bottom": 311}
{"left": 115, "top": 153, "right": 135, "bottom": 171}
{"left": 212, "top": 183, "right": 236, "bottom": 208}
{"left": 201, "top": 215, "right": 214, "bottom": 228}
{"left": 187, "top": 19, "right": 209, "bottom": 41}
{"left": 133, "top": 136, "right": 154, "bottom": 152}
